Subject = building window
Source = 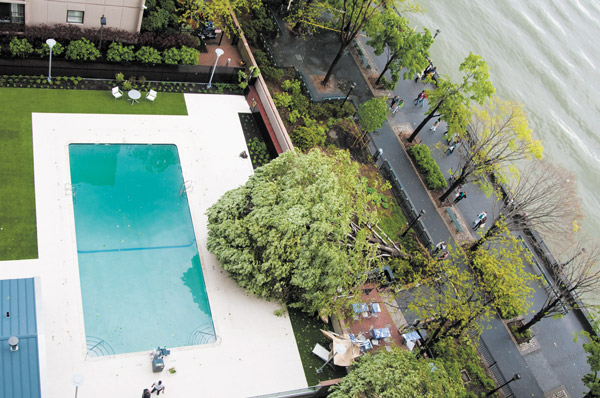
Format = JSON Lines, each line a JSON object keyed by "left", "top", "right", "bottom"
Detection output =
{"left": 67, "top": 10, "right": 84, "bottom": 23}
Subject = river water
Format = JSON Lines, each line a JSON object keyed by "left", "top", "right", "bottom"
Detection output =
{"left": 408, "top": 0, "right": 600, "bottom": 241}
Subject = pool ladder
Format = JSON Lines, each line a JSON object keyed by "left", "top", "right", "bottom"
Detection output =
{"left": 65, "top": 183, "right": 76, "bottom": 203}
{"left": 179, "top": 180, "right": 193, "bottom": 197}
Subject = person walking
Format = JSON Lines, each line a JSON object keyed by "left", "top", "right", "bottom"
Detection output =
{"left": 433, "top": 241, "right": 447, "bottom": 254}
{"left": 389, "top": 95, "right": 400, "bottom": 110}
{"left": 142, "top": 389, "right": 152, "bottom": 398}
{"left": 475, "top": 216, "right": 487, "bottom": 230}
{"left": 473, "top": 211, "right": 487, "bottom": 229}
{"left": 150, "top": 381, "right": 166, "bottom": 395}
{"left": 446, "top": 144, "right": 456, "bottom": 155}
{"left": 454, "top": 191, "right": 467, "bottom": 204}
{"left": 419, "top": 92, "right": 428, "bottom": 107}
{"left": 392, "top": 99, "right": 404, "bottom": 114}
{"left": 414, "top": 90, "right": 425, "bottom": 106}
{"left": 429, "top": 118, "right": 441, "bottom": 132}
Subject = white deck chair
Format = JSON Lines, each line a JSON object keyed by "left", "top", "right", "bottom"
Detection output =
{"left": 146, "top": 89, "right": 157, "bottom": 103}
{"left": 112, "top": 87, "right": 123, "bottom": 100}
{"left": 312, "top": 343, "right": 334, "bottom": 371}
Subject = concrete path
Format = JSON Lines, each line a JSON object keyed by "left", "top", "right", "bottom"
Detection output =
{"left": 268, "top": 14, "right": 591, "bottom": 398}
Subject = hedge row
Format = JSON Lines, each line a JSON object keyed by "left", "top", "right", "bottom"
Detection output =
{"left": 5, "top": 37, "right": 200, "bottom": 65}
{"left": 408, "top": 144, "right": 447, "bottom": 190}
{"left": 0, "top": 23, "right": 199, "bottom": 49}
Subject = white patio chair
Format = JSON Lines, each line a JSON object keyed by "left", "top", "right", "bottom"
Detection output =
{"left": 146, "top": 89, "right": 157, "bottom": 103}
{"left": 112, "top": 87, "right": 123, "bottom": 100}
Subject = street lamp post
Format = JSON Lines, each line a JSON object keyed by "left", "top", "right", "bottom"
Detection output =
{"left": 485, "top": 374, "right": 520, "bottom": 397}
{"left": 401, "top": 209, "right": 425, "bottom": 237}
{"left": 341, "top": 82, "right": 356, "bottom": 108}
{"left": 72, "top": 374, "right": 84, "bottom": 398}
{"left": 207, "top": 48, "right": 224, "bottom": 89}
{"left": 46, "top": 38, "right": 56, "bottom": 82}
{"left": 434, "top": 29, "right": 441, "bottom": 39}
{"left": 99, "top": 15, "right": 107, "bottom": 51}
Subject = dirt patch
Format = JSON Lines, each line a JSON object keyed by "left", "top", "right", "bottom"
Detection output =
{"left": 309, "top": 74, "right": 338, "bottom": 93}
{"left": 325, "top": 123, "right": 371, "bottom": 164}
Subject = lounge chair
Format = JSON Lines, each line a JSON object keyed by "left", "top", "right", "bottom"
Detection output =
{"left": 112, "top": 87, "right": 123, "bottom": 100}
{"left": 146, "top": 89, "right": 157, "bottom": 103}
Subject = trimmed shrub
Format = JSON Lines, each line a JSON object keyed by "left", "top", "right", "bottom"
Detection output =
{"left": 9, "top": 38, "right": 34, "bottom": 58}
{"left": 138, "top": 32, "right": 200, "bottom": 50}
{"left": 179, "top": 46, "right": 199, "bottom": 65}
{"left": 408, "top": 144, "right": 447, "bottom": 190}
{"left": 35, "top": 41, "right": 65, "bottom": 57}
{"left": 135, "top": 46, "right": 162, "bottom": 64}
{"left": 162, "top": 47, "right": 181, "bottom": 64}
{"left": 107, "top": 42, "right": 135, "bottom": 63}
{"left": 290, "top": 117, "right": 326, "bottom": 151}
{"left": 65, "top": 38, "right": 100, "bottom": 61}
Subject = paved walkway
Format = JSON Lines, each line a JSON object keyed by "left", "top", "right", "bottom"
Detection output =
{"left": 268, "top": 14, "right": 591, "bottom": 398}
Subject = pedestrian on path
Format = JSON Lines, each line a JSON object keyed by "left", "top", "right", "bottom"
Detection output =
{"left": 392, "top": 99, "right": 404, "bottom": 114}
{"left": 150, "top": 381, "right": 166, "bottom": 395}
{"left": 389, "top": 95, "right": 400, "bottom": 110}
{"left": 473, "top": 211, "right": 487, "bottom": 229}
{"left": 474, "top": 216, "right": 487, "bottom": 230}
{"left": 142, "top": 389, "right": 152, "bottom": 398}
{"left": 419, "top": 92, "right": 428, "bottom": 107}
{"left": 446, "top": 143, "right": 456, "bottom": 155}
{"left": 414, "top": 91, "right": 425, "bottom": 106}
{"left": 454, "top": 191, "right": 467, "bottom": 204}
{"left": 429, "top": 118, "right": 441, "bottom": 132}
{"left": 433, "top": 241, "right": 447, "bottom": 254}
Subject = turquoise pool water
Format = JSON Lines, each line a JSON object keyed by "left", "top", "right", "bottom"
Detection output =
{"left": 69, "top": 144, "right": 215, "bottom": 356}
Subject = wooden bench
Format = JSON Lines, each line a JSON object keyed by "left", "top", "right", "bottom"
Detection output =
{"left": 446, "top": 208, "right": 463, "bottom": 232}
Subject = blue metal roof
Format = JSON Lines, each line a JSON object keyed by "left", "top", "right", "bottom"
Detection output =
{"left": 0, "top": 278, "right": 41, "bottom": 398}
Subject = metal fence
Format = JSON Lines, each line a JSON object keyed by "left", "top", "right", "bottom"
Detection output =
{"left": 380, "top": 159, "right": 434, "bottom": 250}
{"left": 470, "top": 330, "right": 516, "bottom": 398}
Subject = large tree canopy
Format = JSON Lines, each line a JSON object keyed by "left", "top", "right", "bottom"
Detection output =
{"left": 206, "top": 149, "right": 381, "bottom": 315}
{"left": 328, "top": 346, "right": 465, "bottom": 398}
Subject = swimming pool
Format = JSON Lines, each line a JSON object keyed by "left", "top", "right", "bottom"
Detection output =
{"left": 69, "top": 144, "right": 215, "bottom": 356}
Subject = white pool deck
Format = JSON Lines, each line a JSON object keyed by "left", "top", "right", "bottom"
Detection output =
{"left": 0, "top": 94, "right": 307, "bottom": 398}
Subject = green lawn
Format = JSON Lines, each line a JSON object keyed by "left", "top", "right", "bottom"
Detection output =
{"left": 0, "top": 88, "right": 188, "bottom": 260}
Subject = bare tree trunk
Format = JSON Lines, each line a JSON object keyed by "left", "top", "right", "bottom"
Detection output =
{"left": 439, "top": 174, "right": 466, "bottom": 203}
{"left": 469, "top": 218, "right": 502, "bottom": 252}
{"left": 322, "top": 41, "right": 347, "bottom": 86}
{"left": 375, "top": 56, "right": 395, "bottom": 85}
{"left": 407, "top": 99, "right": 444, "bottom": 142}
{"left": 517, "top": 296, "right": 561, "bottom": 334}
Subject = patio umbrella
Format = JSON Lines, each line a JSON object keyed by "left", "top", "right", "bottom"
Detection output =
{"left": 320, "top": 330, "right": 362, "bottom": 366}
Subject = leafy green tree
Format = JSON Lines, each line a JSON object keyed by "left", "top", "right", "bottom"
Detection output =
{"left": 576, "top": 318, "right": 600, "bottom": 398}
{"left": 206, "top": 149, "right": 380, "bottom": 315}
{"left": 365, "top": 9, "right": 433, "bottom": 87}
{"left": 357, "top": 97, "right": 387, "bottom": 133}
{"left": 439, "top": 97, "right": 542, "bottom": 203}
{"left": 321, "top": 0, "right": 391, "bottom": 86}
{"left": 328, "top": 346, "right": 465, "bottom": 398}
{"left": 287, "top": 0, "right": 323, "bottom": 36}
{"left": 410, "top": 237, "right": 535, "bottom": 353}
{"left": 407, "top": 52, "right": 495, "bottom": 143}
{"left": 290, "top": 117, "right": 327, "bottom": 150}
{"left": 179, "top": 0, "right": 261, "bottom": 35}
{"left": 142, "top": 0, "right": 178, "bottom": 31}
{"left": 65, "top": 38, "right": 100, "bottom": 61}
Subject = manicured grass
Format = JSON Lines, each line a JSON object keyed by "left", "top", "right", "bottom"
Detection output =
{"left": 288, "top": 309, "right": 347, "bottom": 386}
{"left": 0, "top": 88, "right": 188, "bottom": 260}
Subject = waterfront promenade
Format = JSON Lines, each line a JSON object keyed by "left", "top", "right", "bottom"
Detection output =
{"left": 267, "top": 15, "right": 592, "bottom": 398}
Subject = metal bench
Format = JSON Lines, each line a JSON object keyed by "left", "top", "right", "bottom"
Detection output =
{"left": 446, "top": 208, "right": 463, "bottom": 232}
{"left": 352, "top": 41, "right": 371, "bottom": 69}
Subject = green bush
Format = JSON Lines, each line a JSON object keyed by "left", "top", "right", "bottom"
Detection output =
{"left": 65, "top": 38, "right": 100, "bottom": 61}
{"left": 408, "top": 144, "right": 447, "bottom": 190}
{"left": 247, "top": 137, "right": 270, "bottom": 168}
{"left": 35, "top": 41, "right": 64, "bottom": 58}
{"left": 179, "top": 46, "right": 199, "bottom": 65}
{"left": 9, "top": 38, "right": 34, "bottom": 58}
{"left": 290, "top": 117, "right": 326, "bottom": 151}
{"left": 135, "top": 46, "right": 162, "bottom": 64}
{"left": 273, "top": 92, "right": 293, "bottom": 108}
{"left": 107, "top": 42, "right": 135, "bottom": 63}
{"left": 162, "top": 47, "right": 181, "bottom": 64}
